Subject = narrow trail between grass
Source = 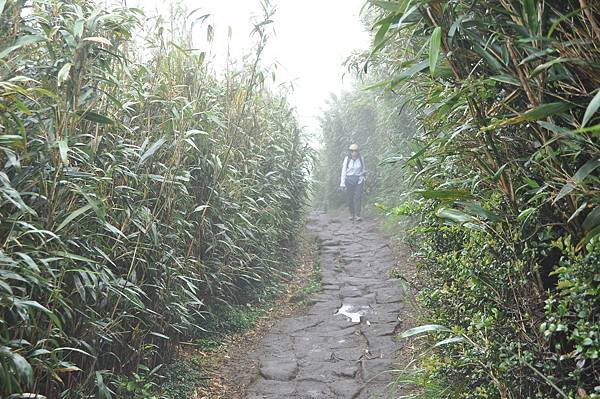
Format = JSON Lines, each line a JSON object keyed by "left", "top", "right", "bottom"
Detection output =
{"left": 245, "top": 212, "right": 404, "bottom": 398}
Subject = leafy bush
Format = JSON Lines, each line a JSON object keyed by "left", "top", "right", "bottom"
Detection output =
{"left": 319, "top": 0, "right": 599, "bottom": 397}
{"left": 542, "top": 237, "right": 599, "bottom": 386}
{"left": 159, "top": 357, "right": 205, "bottom": 399}
{"left": 0, "top": 1, "right": 310, "bottom": 397}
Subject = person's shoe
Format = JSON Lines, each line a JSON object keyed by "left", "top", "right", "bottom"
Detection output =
{"left": 348, "top": 216, "right": 355, "bottom": 221}
{"left": 355, "top": 216, "right": 362, "bottom": 221}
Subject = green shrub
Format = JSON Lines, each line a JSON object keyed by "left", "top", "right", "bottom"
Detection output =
{"left": 542, "top": 237, "right": 599, "bottom": 390}
{"left": 317, "top": 0, "right": 599, "bottom": 397}
{"left": 160, "top": 357, "right": 205, "bottom": 399}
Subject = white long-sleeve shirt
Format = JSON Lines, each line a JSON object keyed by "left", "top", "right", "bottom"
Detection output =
{"left": 340, "top": 156, "right": 365, "bottom": 187}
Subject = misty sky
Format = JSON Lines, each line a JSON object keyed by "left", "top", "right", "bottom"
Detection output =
{"left": 131, "top": 0, "right": 371, "bottom": 136}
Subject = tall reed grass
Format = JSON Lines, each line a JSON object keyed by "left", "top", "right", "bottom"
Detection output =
{"left": 0, "top": 1, "right": 310, "bottom": 397}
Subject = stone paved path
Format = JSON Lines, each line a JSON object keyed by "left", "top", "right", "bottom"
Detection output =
{"left": 245, "top": 212, "right": 402, "bottom": 399}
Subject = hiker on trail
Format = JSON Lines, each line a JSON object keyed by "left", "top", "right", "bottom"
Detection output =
{"left": 340, "top": 143, "right": 367, "bottom": 221}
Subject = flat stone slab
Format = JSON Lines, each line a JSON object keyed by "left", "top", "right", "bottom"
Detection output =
{"left": 245, "top": 212, "right": 403, "bottom": 398}
{"left": 259, "top": 360, "right": 299, "bottom": 381}
{"left": 340, "top": 286, "right": 363, "bottom": 298}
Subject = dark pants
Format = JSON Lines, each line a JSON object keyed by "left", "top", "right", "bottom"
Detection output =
{"left": 345, "top": 175, "right": 363, "bottom": 217}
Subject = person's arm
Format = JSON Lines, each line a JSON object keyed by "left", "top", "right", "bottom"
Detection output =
{"left": 340, "top": 156, "right": 348, "bottom": 187}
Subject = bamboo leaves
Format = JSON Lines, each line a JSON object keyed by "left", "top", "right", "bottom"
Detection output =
{"left": 56, "top": 204, "right": 93, "bottom": 232}
{"left": 0, "top": 172, "right": 37, "bottom": 216}
{"left": 429, "top": 27, "right": 442, "bottom": 76}
{"left": 582, "top": 90, "right": 600, "bottom": 128}
{"left": 0, "top": 135, "right": 24, "bottom": 147}
{"left": 416, "top": 189, "right": 473, "bottom": 201}
{"left": 435, "top": 207, "right": 474, "bottom": 223}
{"left": 555, "top": 159, "right": 600, "bottom": 203}
{"left": 58, "top": 137, "right": 69, "bottom": 165}
{"left": 530, "top": 57, "right": 581, "bottom": 77}
{"left": 78, "top": 111, "right": 115, "bottom": 125}
{"left": 485, "top": 102, "right": 574, "bottom": 129}
{"left": 139, "top": 138, "right": 166, "bottom": 164}
{"left": 0, "top": 1, "right": 310, "bottom": 397}
{"left": 390, "top": 60, "right": 429, "bottom": 88}
{"left": 0, "top": 347, "right": 34, "bottom": 388}
{"left": 400, "top": 324, "right": 452, "bottom": 338}
{"left": 82, "top": 36, "right": 112, "bottom": 46}
{"left": 57, "top": 62, "right": 72, "bottom": 86}
{"left": 573, "top": 159, "right": 600, "bottom": 182}
{"left": 96, "top": 372, "right": 111, "bottom": 399}
{"left": 582, "top": 207, "right": 600, "bottom": 231}
{"left": 0, "top": 35, "right": 45, "bottom": 59}
{"left": 522, "top": 0, "right": 539, "bottom": 34}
